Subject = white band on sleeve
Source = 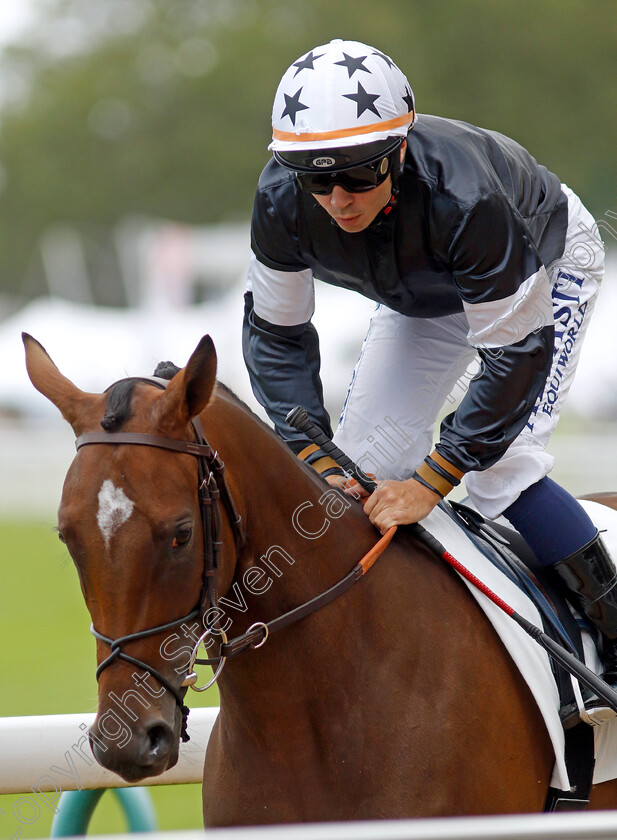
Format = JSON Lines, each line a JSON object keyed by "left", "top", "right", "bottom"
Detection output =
{"left": 247, "top": 254, "right": 315, "bottom": 326}
{"left": 463, "top": 267, "right": 554, "bottom": 348}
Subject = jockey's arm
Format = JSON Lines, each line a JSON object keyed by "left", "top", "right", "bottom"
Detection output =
{"left": 243, "top": 255, "right": 341, "bottom": 472}
{"left": 360, "top": 194, "right": 556, "bottom": 531}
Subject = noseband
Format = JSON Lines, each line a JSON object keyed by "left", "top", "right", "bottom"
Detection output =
{"left": 76, "top": 377, "right": 244, "bottom": 742}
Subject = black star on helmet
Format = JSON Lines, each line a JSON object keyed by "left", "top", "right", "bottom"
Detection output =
{"left": 292, "top": 50, "right": 325, "bottom": 77}
{"left": 402, "top": 86, "right": 414, "bottom": 112}
{"left": 281, "top": 87, "right": 309, "bottom": 125}
{"left": 334, "top": 52, "right": 370, "bottom": 78}
{"left": 343, "top": 82, "right": 381, "bottom": 118}
{"left": 371, "top": 50, "right": 394, "bottom": 68}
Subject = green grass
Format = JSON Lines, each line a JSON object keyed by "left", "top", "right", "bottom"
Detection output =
{"left": 0, "top": 518, "right": 218, "bottom": 837}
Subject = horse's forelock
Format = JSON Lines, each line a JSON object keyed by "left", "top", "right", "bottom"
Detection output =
{"left": 99, "top": 373, "right": 265, "bottom": 435}
{"left": 100, "top": 379, "right": 139, "bottom": 431}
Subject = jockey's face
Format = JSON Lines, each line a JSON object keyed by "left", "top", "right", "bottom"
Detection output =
{"left": 312, "top": 176, "right": 393, "bottom": 232}
{"left": 311, "top": 141, "right": 405, "bottom": 233}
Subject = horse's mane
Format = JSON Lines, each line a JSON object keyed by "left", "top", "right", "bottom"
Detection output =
{"left": 152, "top": 360, "right": 275, "bottom": 437}
{"left": 153, "top": 361, "right": 180, "bottom": 380}
{"left": 214, "top": 380, "right": 264, "bottom": 421}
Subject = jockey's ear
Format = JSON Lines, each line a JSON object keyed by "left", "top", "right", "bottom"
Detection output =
{"left": 22, "top": 332, "right": 103, "bottom": 434}
{"left": 155, "top": 334, "right": 217, "bottom": 430}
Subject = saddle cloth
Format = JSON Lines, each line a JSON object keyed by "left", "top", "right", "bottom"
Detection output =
{"left": 420, "top": 499, "right": 617, "bottom": 791}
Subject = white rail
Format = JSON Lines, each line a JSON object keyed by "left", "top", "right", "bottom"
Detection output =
{"left": 0, "top": 707, "right": 216, "bottom": 794}
{"left": 5, "top": 711, "right": 617, "bottom": 840}
{"left": 23, "top": 810, "right": 617, "bottom": 840}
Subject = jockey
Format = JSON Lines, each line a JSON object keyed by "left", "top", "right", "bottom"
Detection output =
{"left": 242, "top": 39, "right": 614, "bottom": 700}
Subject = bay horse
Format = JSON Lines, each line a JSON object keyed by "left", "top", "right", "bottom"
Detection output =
{"left": 23, "top": 332, "right": 617, "bottom": 824}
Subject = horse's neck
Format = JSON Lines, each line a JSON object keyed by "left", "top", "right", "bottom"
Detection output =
{"left": 202, "top": 398, "right": 488, "bottom": 781}
{"left": 204, "top": 392, "right": 381, "bottom": 631}
{"left": 215, "top": 397, "right": 374, "bottom": 559}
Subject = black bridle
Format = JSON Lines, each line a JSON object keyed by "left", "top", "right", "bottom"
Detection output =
{"left": 76, "top": 377, "right": 244, "bottom": 742}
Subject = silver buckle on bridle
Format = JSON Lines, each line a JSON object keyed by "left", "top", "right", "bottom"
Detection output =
{"left": 181, "top": 627, "right": 228, "bottom": 692}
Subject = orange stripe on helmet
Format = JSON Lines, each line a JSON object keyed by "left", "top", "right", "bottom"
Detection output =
{"left": 272, "top": 110, "right": 415, "bottom": 143}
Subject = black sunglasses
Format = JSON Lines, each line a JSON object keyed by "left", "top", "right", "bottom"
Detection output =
{"left": 295, "top": 154, "right": 393, "bottom": 195}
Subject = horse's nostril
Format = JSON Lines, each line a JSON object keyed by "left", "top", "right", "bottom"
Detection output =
{"left": 145, "top": 723, "right": 173, "bottom": 762}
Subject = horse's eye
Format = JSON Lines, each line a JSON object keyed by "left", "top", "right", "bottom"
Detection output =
{"left": 172, "top": 525, "right": 193, "bottom": 549}
{"left": 57, "top": 529, "right": 66, "bottom": 544}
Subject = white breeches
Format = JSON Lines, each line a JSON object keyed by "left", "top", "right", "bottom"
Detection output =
{"left": 332, "top": 187, "right": 605, "bottom": 518}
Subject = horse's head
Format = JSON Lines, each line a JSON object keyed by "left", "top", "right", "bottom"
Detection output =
{"left": 23, "top": 333, "right": 236, "bottom": 781}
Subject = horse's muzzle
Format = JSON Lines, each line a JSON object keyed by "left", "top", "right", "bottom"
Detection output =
{"left": 89, "top": 716, "right": 179, "bottom": 782}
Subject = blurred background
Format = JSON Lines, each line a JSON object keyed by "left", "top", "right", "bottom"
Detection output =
{"left": 0, "top": 0, "right": 616, "bottom": 835}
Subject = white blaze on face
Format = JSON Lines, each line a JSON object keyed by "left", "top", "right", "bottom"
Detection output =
{"left": 97, "top": 479, "right": 135, "bottom": 548}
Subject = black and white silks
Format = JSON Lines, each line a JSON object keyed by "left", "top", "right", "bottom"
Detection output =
{"left": 243, "top": 114, "right": 570, "bottom": 475}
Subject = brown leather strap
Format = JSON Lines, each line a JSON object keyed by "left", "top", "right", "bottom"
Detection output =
{"left": 193, "top": 416, "right": 246, "bottom": 551}
{"left": 219, "top": 525, "right": 396, "bottom": 659}
{"left": 76, "top": 432, "right": 214, "bottom": 458}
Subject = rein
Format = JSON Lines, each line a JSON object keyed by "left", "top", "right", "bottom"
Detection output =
{"left": 215, "top": 525, "right": 396, "bottom": 659}
{"left": 78, "top": 378, "right": 394, "bottom": 742}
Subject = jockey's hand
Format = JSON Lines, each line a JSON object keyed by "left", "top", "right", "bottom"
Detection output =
{"left": 325, "top": 473, "right": 370, "bottom": 499}
{"left": 363, "top": 477, "right": 441, "bottom": 534}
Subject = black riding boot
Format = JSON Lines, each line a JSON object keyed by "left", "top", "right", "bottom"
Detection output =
{"left": 552, "top": 531, "right": 617, "bottom": 705}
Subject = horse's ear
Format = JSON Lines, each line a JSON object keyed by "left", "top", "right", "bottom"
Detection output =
{"left": 155, "top": 335, "right": 217, "bottom": 428}
{"left": 22, "top": 332, "right": 101, "bottom": 433}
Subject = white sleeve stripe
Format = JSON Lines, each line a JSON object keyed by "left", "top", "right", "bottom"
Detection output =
{"left": 463, "top": 267, "right": 554, "bottom": 348}
{"left": 247, "top": 254, "right": 315, "bottom": 326}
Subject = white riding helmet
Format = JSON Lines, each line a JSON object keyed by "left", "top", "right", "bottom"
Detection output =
{"left": 270, "top": 38, "right": 415, "bottom": 166}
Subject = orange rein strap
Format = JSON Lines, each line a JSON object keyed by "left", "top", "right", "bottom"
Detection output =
{"left": 352, "top": 479, "right": 397, "bottom": 575}
{"left": 359, "top": 525, "right": 397, "bottom": 574}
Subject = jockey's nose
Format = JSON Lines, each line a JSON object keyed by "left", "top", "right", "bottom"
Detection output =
{"left": 330, "top": 185, "right": 354, "bottom": 208}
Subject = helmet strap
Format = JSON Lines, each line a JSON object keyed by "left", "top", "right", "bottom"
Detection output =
{"left": 380, "top": 142, "right": 405, "bottom": 218}
{"left": 382, "top": 190, "right": 397, "bottom": 217}
{"left": 380, "top": 147, "right": 401, "bottom": 218}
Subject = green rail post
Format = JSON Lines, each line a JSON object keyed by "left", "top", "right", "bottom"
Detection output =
{"left": 50, "top": 788, "right": 157, "bottom": 836}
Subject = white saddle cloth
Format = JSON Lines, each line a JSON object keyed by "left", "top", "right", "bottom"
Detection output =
{"left": 421, "top": 499, "right": 617, "bottom": 791}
